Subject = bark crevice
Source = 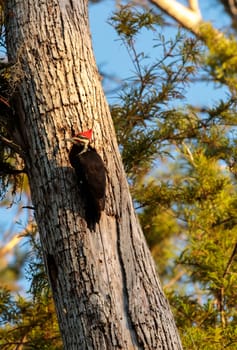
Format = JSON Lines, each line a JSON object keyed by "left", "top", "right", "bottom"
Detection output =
{"left": 116, "top": 218, "right": 142, "bottom": 349}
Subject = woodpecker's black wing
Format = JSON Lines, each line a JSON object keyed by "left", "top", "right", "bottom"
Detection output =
{"left": 78, "top": 149, "right": 105, "bottom": 204}
{"left": 69, "top": 145, "right": 106, "bottom": 227}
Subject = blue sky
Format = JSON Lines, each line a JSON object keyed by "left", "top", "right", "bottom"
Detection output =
{"left": 89, "top": 0, "right": 230, "bottom": 106}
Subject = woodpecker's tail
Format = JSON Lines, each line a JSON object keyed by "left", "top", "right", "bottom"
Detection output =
{"left": 85, "top": 194, "right": 104, "bottom": 230}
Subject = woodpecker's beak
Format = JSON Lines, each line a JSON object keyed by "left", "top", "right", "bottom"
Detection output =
{"left": 66, "top": 137, "right": 76, "bottom": 144}
{"left": 66, "top": 137, "right": 88, "bottom": 144}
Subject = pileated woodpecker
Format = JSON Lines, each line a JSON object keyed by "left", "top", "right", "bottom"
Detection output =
{"left": 67, "top": 129, "right": 106, "bottom": 228}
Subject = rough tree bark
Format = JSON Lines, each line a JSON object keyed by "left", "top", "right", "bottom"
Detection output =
{"left": 5, "top": 1, "right": 183, "bottom": 349}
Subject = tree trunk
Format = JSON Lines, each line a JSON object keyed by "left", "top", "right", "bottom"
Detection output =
{"left": 5, "top": 1, "right": 183, "bottom": 349}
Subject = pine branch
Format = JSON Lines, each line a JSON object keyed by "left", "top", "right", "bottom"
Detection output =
{"left": 0, "top": 60, "right": 13, "bottom": 69}
{"left": 223, "top": 242, "right": 237, "bottom": 279}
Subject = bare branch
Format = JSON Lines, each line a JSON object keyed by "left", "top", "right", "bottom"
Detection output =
{"left": 0, "top": 234, "right": 23, "bottom": 257}
{"left": 163, "top": 269, "right": 186, "bottom": 289}
{"left": 149, "top": 0, "right": 202, "bottom": 35}
{"left": 223, "top": 242, "right": 237, "bottom": 279}
{"left": 188, "top": 0, "right": 201, "bottom": 14}
{"left": 229, "top": 0, "right": 237, "bottom": 15}
{"left": 0, "top": 222, "right": 35, "bottom": 258}
{"left": 0, "top": 61, "right": 13, "bottom": 69}
{"left": 0, "top": 134, "right": 25, "bottom": 156}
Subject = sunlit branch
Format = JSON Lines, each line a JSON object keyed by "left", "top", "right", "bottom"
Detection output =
{"left": 188, "top": 0, "right": 201, "bottom": 14}
{"left": 228, "top": 0, "right": 237, "bottom": 15}
{"left": 0, "top": 222, "right": 35, "bottom": 258}
{"left": 0, "top": 134, "right": 25, "bottom": 157}
{"left": 149, "top": 0, "right": 202, "bottom": 35}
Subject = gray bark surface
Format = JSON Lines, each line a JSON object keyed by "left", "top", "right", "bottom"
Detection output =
{"left": 5, "top": 1, "right": 183, "bottom": 349}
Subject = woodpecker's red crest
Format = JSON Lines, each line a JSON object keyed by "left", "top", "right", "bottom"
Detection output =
{"left": 72, "top": 129, "right": 93, "bottom": 143}
{"left": 79, "top": 129, "right": 93, "bottom": 140}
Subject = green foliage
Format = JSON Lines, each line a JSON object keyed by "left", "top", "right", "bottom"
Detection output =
{"left": 110, "top": 5, "right": 237, "bottom": 349}
{"left": 110, "top": 7, "right": 201, "bottom": 183}
{"left": 200, "top": 23, "right": 237, "bottom": 92}
{"left": 0, "top": 66, "right": 25, "bottom": 199}
{"left": 0, "top": 235, "right": 62, "bottom": 349}
{"left": 110, "top": 5, "right": 163, "bottom": 40}
{"left": 0, "top": 289, "right": 61, "bottom": 349}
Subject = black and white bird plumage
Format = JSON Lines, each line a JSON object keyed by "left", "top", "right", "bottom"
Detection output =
{"left": 68, "top": 129, "right": 106, "bottom": 228}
